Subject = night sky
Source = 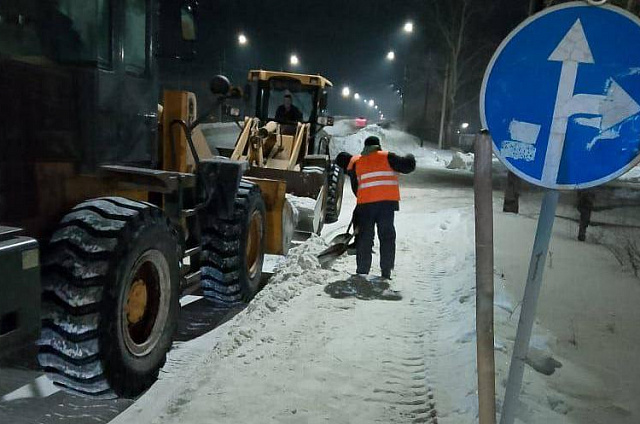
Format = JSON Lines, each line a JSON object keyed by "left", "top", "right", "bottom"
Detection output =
{"left": 161, "top": 0, "right": 532, "bottom": 134}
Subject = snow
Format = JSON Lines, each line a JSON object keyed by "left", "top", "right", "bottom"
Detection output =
{"left": 618, "top": 163, "right": 640, "bottom": 183}
{"left": 200, "top": 122, "right": 242, "bottom": 151}
{"left": 113, "top": 123, "right": 640, "bottom": 424}
{"left": 446, "top": 151, "right": 474, "bottom": 171}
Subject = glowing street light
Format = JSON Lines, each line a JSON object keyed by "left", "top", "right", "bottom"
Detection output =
{"left": 386, "top": 50, "right": 396, "bottom": 61}
{"left": 374, "top": 105, "right": 378, "bottom": 110}
{"left": 461, "top": 122, "right": 470, "bottom": 130}
{"left": 404, "top": 21, "right": 414, "bottom": 33}
{"left": 368, "top": 99, "right": 375, "bottom": 107}
{"left": 354, "top": 93, "right": 360, "bottom": 100}
{"left": 341, "top": 86, "right": 351, "bottom": 98}
{"left": 290, "top": 54, "right": 299, "bottom": 66}
{"left": 238, "top": 33, "right": 248, "bottom": 45}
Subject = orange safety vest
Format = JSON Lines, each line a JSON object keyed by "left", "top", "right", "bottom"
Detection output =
{"left": 348, "top": 151, "right": 400, "bottom": 204}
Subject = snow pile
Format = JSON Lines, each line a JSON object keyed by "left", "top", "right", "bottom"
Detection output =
{"left": 618, "top": 164, "right": 640, "bottom": 182}
{"left": 323, "top": 119, "right": 359, "bottom": 137}
{"left": 328, "top": 124, "right": 421, "bottom": 157}
{"left": 212, "top": 236, "right": 347, "bottom": 358}
{"left": 328, "top": 122, "right": 451, "bottom": 168}
{"left": 446, "top": 151, "right": 474, "bottom": 171}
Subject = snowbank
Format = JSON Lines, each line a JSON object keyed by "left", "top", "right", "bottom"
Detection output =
{"left": 446, "top": 151, "right": 474, "bottom": 171}
{"left": 328, "top": 122, "right": 451, "bottom": 169}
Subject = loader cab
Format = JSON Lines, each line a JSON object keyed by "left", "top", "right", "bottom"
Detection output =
{"left": 0, "top": 0, "right": 194, "bottom": 233}
{"left": 249, "top": 70, "right": 333, "bottom": 154}
{"left": 0, "top": 0, "right": 159, "bottom": 168}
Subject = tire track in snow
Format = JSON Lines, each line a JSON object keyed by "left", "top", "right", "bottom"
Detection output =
{"left": 361, "top": 242, "right": 446, "bottom": 424}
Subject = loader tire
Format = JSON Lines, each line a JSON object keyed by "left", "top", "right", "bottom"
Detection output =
{"left": 325, "top": 162, "right": 345, "bottom": 224}
{"left": 37, "top": 197, "right": 180, "bottom": 399}
{"left": 200, "top": 179, "right": 266, "bottom": 306}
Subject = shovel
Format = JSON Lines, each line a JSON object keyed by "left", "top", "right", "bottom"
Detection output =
{"left": 317, "top": 221, "right": 355, "bottom": 265}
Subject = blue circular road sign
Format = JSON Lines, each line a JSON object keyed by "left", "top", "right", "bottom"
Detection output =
{"left": 481, "top": 2, "right": 640, "bottom": 190}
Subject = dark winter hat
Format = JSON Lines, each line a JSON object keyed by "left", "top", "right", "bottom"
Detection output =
{"left": 335, "top": 152, "right": 352, "bottom": 170}
{"left": 364, "top": 136, "right": 381, "bottom": 147}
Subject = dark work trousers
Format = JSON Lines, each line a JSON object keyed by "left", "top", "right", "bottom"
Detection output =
{"left": 355, "top": 202, "right": 396, "bottom": 275}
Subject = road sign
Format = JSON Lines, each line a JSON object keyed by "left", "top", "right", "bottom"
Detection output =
{"left": 481, "top": 2, "right": 640, "bottom": 190}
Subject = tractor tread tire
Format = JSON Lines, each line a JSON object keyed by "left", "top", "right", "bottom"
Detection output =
{"left": 325, "top": 163, "right": 345, "bottom": 224}
{"left": 37, "top": 197, "right": 179, "bottom": 399}
{"left": 200, "top": 179, "right": 266, "bottom": 306}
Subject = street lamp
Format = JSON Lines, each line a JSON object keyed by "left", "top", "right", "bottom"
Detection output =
{"left": 368, "top": 99, "right": 375, "bottom": 107}
{"left": 238, "top": 33, "right": 248, "bottom": 45}
{"left": 341, "top": 86, "right": 351, "bottom": 98}
{"left": 461, "top": 122, "right": 470, "bottom": 130}
{"left": 386, "top": 50, "right": 396, "bottom": 61}
{"left": 404, "top": 21, "right": 414, "bottom": 33}
{"left": 290, "top": 54, "right": 299, "bottom": 66}
{"left": 354, "top": 93, "right": 360, "bottom": 100}
{"left": 374, "top": 105, "right": 378, "bottom": 110}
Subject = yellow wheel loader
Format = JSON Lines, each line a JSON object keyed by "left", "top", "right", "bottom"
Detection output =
{"left": 226, "top": 71, "right": 346, "bottom": 247}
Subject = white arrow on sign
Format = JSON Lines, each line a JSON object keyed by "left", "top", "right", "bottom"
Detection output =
{"left": 541, "top": 19, "right": 640, "bottom": 186}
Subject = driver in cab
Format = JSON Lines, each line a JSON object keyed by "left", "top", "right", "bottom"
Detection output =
{"left": 275, "top": 92, "right": 303, "bottom": 123}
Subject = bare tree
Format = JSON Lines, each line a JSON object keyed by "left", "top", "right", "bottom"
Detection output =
{"left": 429, "top": 0, "right": 495, "bottom": 146}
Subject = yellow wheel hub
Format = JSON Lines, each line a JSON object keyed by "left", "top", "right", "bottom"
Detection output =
{"left": 246, "top": 211, "right": 262, "bottom": 279}
{"left": 125, "top": 279, "right": 148, "bottom": 325}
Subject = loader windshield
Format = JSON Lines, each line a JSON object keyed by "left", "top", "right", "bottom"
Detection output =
{"left": 0, "top": 0, "right": 111, "bottom": 66}
{"left": 267, "top": 87, "right": 316, "bottom": 123}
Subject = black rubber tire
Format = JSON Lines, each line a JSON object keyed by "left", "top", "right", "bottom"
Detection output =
{"left": 200, "top": 179, "right": 266, "bottom": 305}
{"left": 37, "top": 197, "right": 180, "bottom": 399}
{"left": 325, "top": 162, "right": 345, "bottom": 224}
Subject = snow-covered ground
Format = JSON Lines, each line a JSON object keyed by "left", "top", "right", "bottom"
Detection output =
{"left": 113, "top": 121, "right": 640, "bottom": 424}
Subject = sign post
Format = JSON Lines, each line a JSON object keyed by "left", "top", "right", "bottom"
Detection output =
{"left": 480, "top": 2, "right": 640, "bottom": 423}
{"left": 500, "top": 190, "right": 559, "bottom": 424}
{"left": 474, "top": 130, "right": 497, "bottom": 424}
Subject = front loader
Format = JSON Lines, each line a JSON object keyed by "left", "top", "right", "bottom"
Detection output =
{"left": 227, "top": 70, "right": 346, "bottom": 245}
{"left": 0, "top": 0, "right": 266, "bottom": 399}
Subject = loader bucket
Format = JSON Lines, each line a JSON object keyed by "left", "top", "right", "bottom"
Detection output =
{"left": 245, "top": 167, "right": 327, "bottom": 235}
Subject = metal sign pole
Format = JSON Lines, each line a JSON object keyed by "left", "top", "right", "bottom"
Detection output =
{"left": 474, "top": 130, "right": 497, "bottom": 424}
{"left": 499, "top": 189, "right": 560, "bottom": 424}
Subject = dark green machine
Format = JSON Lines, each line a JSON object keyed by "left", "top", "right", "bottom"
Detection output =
{"left": 0, "top": 0, "right": 265, "bottom": 399}
{"left": 0, "top": 227, "right": 40, "bottom": 355}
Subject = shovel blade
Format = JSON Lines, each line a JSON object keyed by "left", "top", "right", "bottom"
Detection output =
{"left": 317, "top": 243, "right": 349, "bottom": 265}
{"left": 329, "top": 232, "right": 353, "bottom": 246}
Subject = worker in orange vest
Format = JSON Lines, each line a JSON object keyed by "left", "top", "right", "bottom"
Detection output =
{"left": 344, "top": 136, "right": 415, "bottom": 280}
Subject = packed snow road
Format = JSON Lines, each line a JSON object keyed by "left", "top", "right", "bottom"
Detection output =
{"left": 112, "top": 162, "right": 473, "bottom": 424}
{"left": 1, "top": 123, "right": 639, "bottom": 424}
